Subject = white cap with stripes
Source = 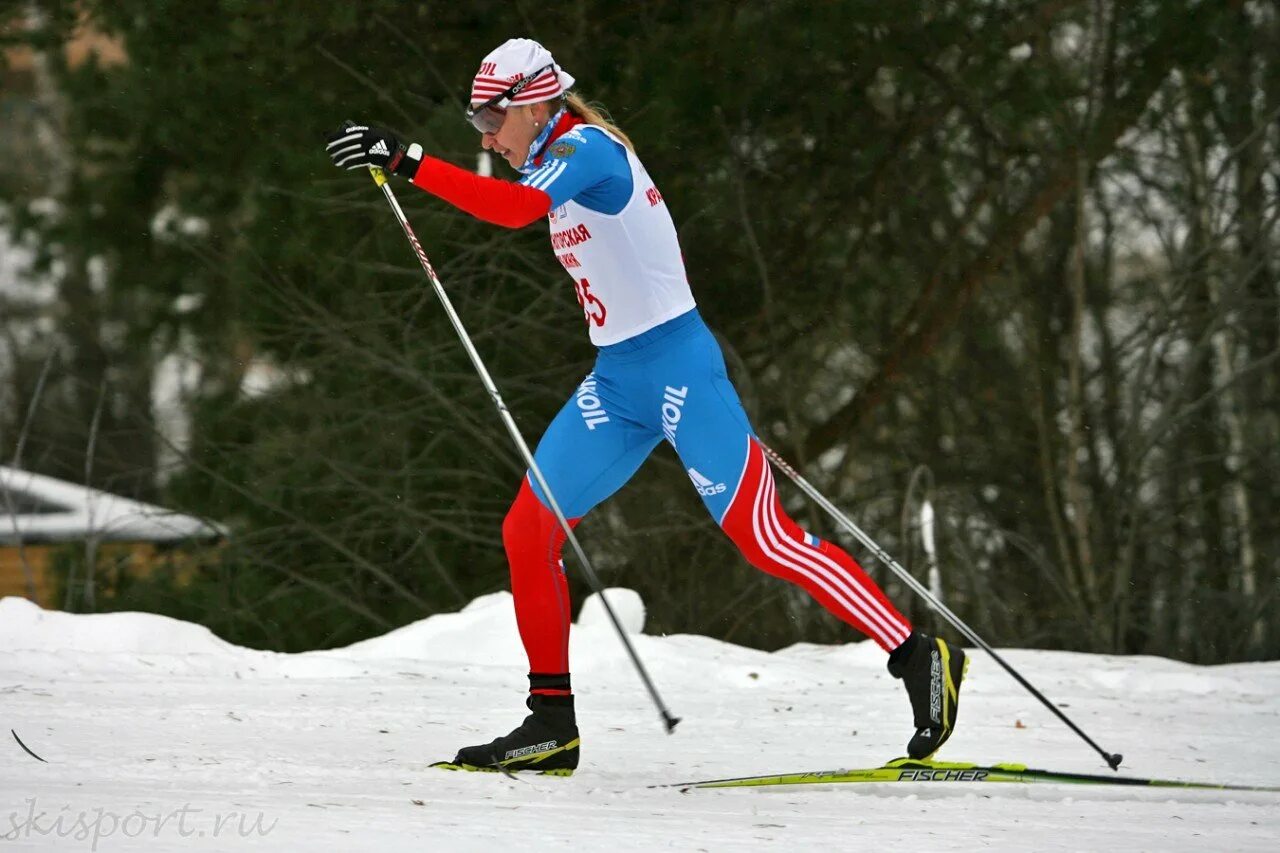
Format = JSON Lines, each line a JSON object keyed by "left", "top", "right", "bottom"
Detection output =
{"left": 469, "top": 38, "right": 576, "bottom": 107}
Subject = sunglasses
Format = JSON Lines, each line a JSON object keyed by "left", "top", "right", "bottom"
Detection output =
{"left": 465, "top": 63, "right": 556, "bottom": 134}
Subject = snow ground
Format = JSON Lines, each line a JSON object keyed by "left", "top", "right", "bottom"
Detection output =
{"left": 1, "top": 590, "right": 1276, "bottom": 851}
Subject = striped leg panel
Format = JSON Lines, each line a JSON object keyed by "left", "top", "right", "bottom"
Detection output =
{"left": 720, "top": 438, "right": 913, "bottom": 651}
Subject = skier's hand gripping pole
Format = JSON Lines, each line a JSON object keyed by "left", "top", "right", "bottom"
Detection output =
{"left": 757, "top": 442, "right": 1123, "bottom": 771}
{"left": 361, "top": 161, "right": 680, "bottom": 734}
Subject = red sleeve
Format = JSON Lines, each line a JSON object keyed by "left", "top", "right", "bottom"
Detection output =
{"left": 410, "top": 155, "right": 551, "bottom": 229}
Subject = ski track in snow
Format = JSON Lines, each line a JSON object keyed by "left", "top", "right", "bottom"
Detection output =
{"left": 0, "top": 591, "right": 1276, "bottom": 851}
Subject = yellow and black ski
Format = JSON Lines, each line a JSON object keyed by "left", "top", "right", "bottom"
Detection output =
{"left": 431, "top": 761, "right": 574, "bottom": 777}
{"left": 661, "top": 758, "right": 1280, "bottom": 792}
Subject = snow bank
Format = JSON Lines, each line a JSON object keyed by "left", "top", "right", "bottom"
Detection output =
{"left": 0, "top": 596, "right": 236, "bottom": 656}
{"left": 576, "top": 587, "right": 645, "bottom": 634}
{"left": 0, "top": 588, "right": 660, "bottom": 679}
{"left": 0, "top": 587, "right": 832, "bottom": 694}
{"left": 3, "top": 590, "right": 1268, "bottom": 700}
{"left": 338, "top": 590, "right": 524, "bottom": 664}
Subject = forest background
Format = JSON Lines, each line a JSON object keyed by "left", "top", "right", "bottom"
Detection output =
{"left": 1, "top": 0, "right": 1275, "bottom": 664}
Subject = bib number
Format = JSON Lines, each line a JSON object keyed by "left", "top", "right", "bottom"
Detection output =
{"left": 575, "top": 277, "right": 608, "bottom": 327}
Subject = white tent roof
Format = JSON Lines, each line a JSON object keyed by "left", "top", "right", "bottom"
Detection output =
{"left": 0, "top": 465, "right": 225, "bottom": 544}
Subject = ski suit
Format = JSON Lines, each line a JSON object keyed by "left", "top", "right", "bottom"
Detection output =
{"left": 410, "top": 111, "right": 913, "bottom": 684}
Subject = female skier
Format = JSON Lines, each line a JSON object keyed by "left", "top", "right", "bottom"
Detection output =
{"left": 327, "top": 38, "right": 966, "bottom": 776}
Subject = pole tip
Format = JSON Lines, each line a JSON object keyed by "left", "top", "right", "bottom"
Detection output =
{"left": 1107, "top": 753, "right": 1123, "bottom": 771}
{"left": 663, "top": 713, "right": 681, "bottom": 734}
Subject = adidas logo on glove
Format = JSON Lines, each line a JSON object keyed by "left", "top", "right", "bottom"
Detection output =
{"left": 369, "top": 140, "right": 390, "bottom": 157}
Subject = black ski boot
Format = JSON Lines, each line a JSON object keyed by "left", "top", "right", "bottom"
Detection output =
{"left": 433, "top": 694, "right": 580, "bottom": 776}
{"left": 887, "top": 632, "right": 968, "bottom": 760}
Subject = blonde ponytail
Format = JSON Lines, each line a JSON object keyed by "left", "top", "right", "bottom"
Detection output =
{"left": 564, "top": 91, "right": 636, "bottom": 153}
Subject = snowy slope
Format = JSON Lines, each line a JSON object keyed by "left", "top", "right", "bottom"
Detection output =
{"left": 0, "top": 590, "right": 1276, "bottom": 851}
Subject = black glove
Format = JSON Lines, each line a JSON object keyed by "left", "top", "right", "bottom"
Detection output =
{"left": 325, "top": 122, "right": 421, "bottom": 178}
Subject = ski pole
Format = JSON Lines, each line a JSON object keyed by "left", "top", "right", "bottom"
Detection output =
{"left": 362, "top": 164, "right": 680, "bottom": 734}
{"left": 758, "top": 441, "right": 1123, "bottom": 771}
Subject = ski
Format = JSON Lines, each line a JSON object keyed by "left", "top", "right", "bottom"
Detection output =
{"left": 430, "top": 760, "right": 573, "bottom": 777}
{"left": 661, "top": 758, "right": 1280, "bottom": 792}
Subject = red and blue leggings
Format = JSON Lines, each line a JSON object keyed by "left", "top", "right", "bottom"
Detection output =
{"left": 503, "top": 309, "right": 912, "bottom": 693}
